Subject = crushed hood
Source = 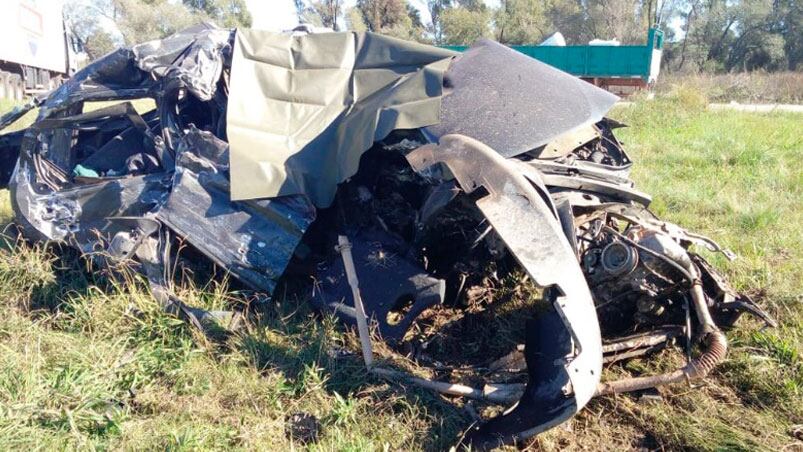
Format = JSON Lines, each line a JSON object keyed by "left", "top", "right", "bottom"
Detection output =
{"left": 226, "top": 35, "right": 618, "bottom": 207}
{"left": 425, "top": 39, "right": 619, "bottom": 157}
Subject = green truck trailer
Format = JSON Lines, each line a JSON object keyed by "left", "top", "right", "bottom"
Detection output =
{"left": 442, "top": 28, "right": 664, "bottom": 95}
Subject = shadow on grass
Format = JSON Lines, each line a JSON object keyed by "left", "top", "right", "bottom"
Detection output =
{"left": 0, "top": 225, "right": 98, "bottom": 313}
{"left": 235, "top": 292, "right": 472, "bottom": 450}
{"left": 230, "top": 274, "right": 561, "bottom": 450}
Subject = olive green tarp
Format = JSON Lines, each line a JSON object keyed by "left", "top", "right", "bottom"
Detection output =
{"left": 227, "top": 29, "right": 456, "bottom": 207}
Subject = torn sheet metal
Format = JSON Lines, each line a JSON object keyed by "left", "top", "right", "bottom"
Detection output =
{"left": 38, "top": 48, "right": 155, "bottom": 116}
{"left": 538, "top": 123, "right": 601, "bottom": 159}
{"left": 539, "top": 172, "right": 652, "bottom": 206}
{"left": 226, "top": 30, "right": 455, "bottom": 206}
{"left": 424, "top": 39, "right": 619, "bottom": 158}
{"left": 312, "top": 229, "right": 445, "bottom": 341}
{"left": 157, "top": 128, "right": 316, "bottom": 293}
{"left": 133, "top": 23, "right": 232, "bottom": 101}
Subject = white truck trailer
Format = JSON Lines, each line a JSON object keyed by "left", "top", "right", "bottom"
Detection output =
{"left": 0, "top": 0, "right": 80, "bottom": 100}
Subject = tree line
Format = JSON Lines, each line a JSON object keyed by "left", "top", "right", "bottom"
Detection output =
{"left": 67, "top": 0, "right": 802, "bottom": 72}
{"left": 65, "top": 0, "right": 253, "bottom": 60}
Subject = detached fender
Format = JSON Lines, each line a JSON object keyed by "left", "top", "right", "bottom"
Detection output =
{"left": 407, "top": 134, "right": 602, "bottom": 449}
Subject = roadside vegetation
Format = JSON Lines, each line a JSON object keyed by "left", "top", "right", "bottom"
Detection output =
{"left": 656, "top": 71, "right": 803, "bottom": 105}
{"left": 0, "top": 91, "right": 800, "bottom": 450}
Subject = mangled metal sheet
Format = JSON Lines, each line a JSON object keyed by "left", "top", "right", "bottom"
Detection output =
{"left": 132, "top": 23, "right": 231, "bottom": 101}
{"left": 157, "top": 128, "right": 316, "bottom": 293}
{"left": 425, "top": 39, "right": 619, "bottom": 157}
{"left": 226, "top": 30, "right": 455, "bottom": 206}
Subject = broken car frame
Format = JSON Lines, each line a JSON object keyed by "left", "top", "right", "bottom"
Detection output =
{"left": 0, "top": 24, "right": 774, "bottom": 450}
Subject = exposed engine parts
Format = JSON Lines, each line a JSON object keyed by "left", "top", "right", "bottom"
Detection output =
{"left": 0, "top": 24, "right": 774, "bottom": 450}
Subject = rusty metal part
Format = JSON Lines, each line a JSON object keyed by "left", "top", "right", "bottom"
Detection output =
{"left": 337, "top": 235, "right": 524, "bottom": 406}
{"left": 595, "top": 240, "right": 728, "bottom": 396}
{"left": 336, "top": 235, "right": 374, "bottom": 368}
{"left": 602, "top": 327, "right": 683, "bottom": 353}
{"left": 603, "top": 345, "right": 665, "bottom": 364}
{"left": 603, "top": 226, "right": 694, "bottom": 287}
{"left": 538, "top": 124, "right": 601, "bottom": 159}
{"left": 370, "top": 367, "right": 520, "bottom": 405}
{"left": 575, "top": 203, "right": 736, "bottom": 260}
{"left": 602, "top": 328, "right": 682, "bottom": 364}
{"left": 596, "top": 330, "right": 727, "bottom": 395}
{"left": 540, "top": 173, "right": 652, "bottom": 206}
{"left": 525, "top": 159, "right": 634, "bottom": 186}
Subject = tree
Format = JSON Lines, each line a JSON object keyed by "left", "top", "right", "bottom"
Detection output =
{"left": 182, "top": 0, "right": 252, "bottom": 27}
{"left": 65, "top": 0, "right": 120, "bottom": 59}
{"left": 543, "top": 0, "right": 586, "bottom": 43}
{"left": 455, "top": 0, "right": 485, "bottom": 11}
{"left": 294, "top": 0, "right": 344, "bottom": 30}
{"left": 65, "top": 0, "right": 206, "bottom": 59}
{"left": 440, "top": 6, "right": 491, "bottom": 44}
{"left": 407, "top": 2, "right": 424, "bottom": 29}
{"left": 345, "top": 6, "right": 368, "bottom": 31}
{"left": 723, "top": 0, "right": 783, "bottom": 70}
{"left": 114, "top": 0, "right": 202, "bottom": 44}
{"left": 583, "top": 0, "right": 646, "bottom": 43}
{"left": 356, "top": 0, "right": 407, "bottom": 32}
{"left": 83, "top": 30, "right": 117, "bottom": 59}
{"left": 776, "top": 0, "right": 802, "bottom": 69}
{"left": 350, "top": 0, "right": 428, "bottom": 41}
{"left": 494, "top": 0, "right": 550, "bottom": 44}
{"left": 314, "top": 0, "right": 344, "bottom": 30}
{"left": 427, "top": 0, "right": 452, "bottom": 44}
{"left": 293, "top": 0, "right": 306, "bottom": 22}
{"left": 674, "top": 0, "right": 700, "bottom": 70}
{"left": 665, "top": 0, "right": 796, "bottom": 72}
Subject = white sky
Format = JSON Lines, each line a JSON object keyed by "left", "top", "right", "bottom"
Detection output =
{"left": 245, "top": 0, "right": 297, "bottom": 31}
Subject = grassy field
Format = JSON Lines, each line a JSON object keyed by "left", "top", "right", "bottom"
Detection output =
{"left": 0, "top": 91, "right": 801, "bottom": 451}
{"left": 656, "top": 71, "right": 803, "bottom": 104}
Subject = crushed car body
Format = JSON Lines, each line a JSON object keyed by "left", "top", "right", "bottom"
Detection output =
{"left": 0, "top": 23, "right": 774, "bottom": 450}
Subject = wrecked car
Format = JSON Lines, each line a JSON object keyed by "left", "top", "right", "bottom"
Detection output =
{"left": 0, "top": 23, "right": 774, "bottom": 449}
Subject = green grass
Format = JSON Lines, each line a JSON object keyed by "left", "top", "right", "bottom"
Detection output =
{"left": 0, "top": 91, "right": 801, "bottom": 450}
{"left": 657, "top": 71, "right": 803, "bottom": 104}
{"left": 0, "top": 98, "right": 38, "bottom": 133}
